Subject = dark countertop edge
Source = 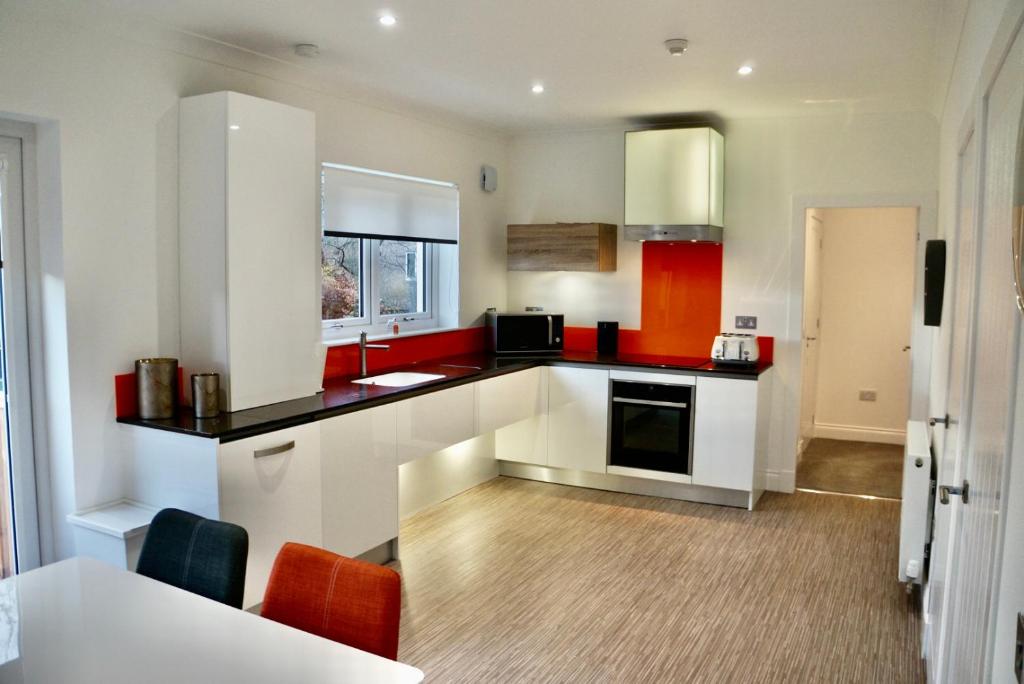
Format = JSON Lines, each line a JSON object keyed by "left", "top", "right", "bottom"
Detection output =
{"left": 117, "top": 356, "right": 773, "bottom": 443}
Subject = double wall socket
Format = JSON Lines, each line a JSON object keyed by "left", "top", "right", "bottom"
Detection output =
{"left": 859, "top": 390, "right": 878, "bottom": 402}
{"left": 735, "top": 316, "right": 757, "bottom": 330}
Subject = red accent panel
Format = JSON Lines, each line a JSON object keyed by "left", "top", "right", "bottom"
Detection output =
{"left": 114, "top": 373, "right": 137, "bottom": 419}
{"left": 563, "top": 326, "right": 597, "bottom": 352}
{"left": 323, "top": 327, "right": 487, "bottom": 381}
{"left": 636, "top": 242, "right": 723, "bottom": 357}
{"left": 756, "top": 336, "right": 774, "bottom": 364}
{"left": 261, "top": 542, "right": 402, "bottom": 660}
{"left": 114, "top": 367, "right": 186, "bottom": 419}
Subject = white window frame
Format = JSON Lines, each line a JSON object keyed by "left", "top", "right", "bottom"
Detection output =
{"left": 322, "top": 237, "right": 441, "bottom": 341}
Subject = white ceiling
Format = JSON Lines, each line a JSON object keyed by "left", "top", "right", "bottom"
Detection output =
{"left": 42, "top": 0, "right": 947, "bottom": 132}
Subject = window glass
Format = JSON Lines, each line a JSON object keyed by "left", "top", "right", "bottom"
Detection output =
{"left": 378, "top": 240, "right": 425, "bottom": 315}
{"left": 322, "top": 235, "right": 362, "bottom": 320}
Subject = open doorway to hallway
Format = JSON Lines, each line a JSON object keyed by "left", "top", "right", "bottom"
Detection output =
{"left": 797, "top": 207, "right": 918, "bottom": 499}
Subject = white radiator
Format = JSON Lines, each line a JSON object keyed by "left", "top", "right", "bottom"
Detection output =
{"left": 899, "top": 420, "right": 934, "bottom": 584}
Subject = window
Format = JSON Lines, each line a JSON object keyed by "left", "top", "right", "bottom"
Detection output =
{"left": 321, "top": 163, "right": 458, "bottom": 339}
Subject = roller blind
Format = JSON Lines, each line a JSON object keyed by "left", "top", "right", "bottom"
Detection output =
{"left": 322, "top": 163, "right": 459, "bottom": 244}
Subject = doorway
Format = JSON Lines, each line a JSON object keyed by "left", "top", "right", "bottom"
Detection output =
{"left": 796, "top": 206, "right": 918, "bottom": 498}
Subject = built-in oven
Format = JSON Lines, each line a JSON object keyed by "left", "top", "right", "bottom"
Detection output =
{"left": 609, "top": 379, "right": 694, "bottom": 476}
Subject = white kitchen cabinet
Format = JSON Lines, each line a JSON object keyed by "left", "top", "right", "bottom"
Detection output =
{"left": 692, "top": 377, "right": 758, "bottom": 491}
{"left": 216, "top": 423, "right": 322, "bottom": 608}
{"left": 321, "top": 405, "right": 399, "bottom": 559}
{"left": 495, "top": 414, "right": 548, "bottom": 466}
{"left": 477, "top": 367, "right": 547, "bottom": 434}
{"left": 547, "top": 366, "right": 609, "bottom": 473}
{"left": 396, "top": 384, "right": 476, "bottom": 464}
{"left": 179, "top": 91, "right": 320, "bottom": 412}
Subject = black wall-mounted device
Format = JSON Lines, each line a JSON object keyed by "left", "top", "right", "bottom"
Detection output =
{"left": 924, "top": 240, "right": 946, "bottom": 327}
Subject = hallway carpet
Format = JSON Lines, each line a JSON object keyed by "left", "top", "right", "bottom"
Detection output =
{"left": 797, "top": 438, "right": 904, "bottom": 498}
{"left": 393, "top": 477, "right": 923, "bottom": 683}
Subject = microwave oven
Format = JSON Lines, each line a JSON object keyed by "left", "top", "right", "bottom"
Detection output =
{"left": 486, "top": 312, "right": 564, "bottom": 354}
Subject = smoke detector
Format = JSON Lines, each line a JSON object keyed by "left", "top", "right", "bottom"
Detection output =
{"left": 294, "top": 43, "right": 320, "bottom": 58}
{"left": 664, "top": 38, "right": 689, "bottom": 56}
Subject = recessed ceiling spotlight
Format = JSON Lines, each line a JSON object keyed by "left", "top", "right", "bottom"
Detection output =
{"left": 664, "top": 38, "right": 689, "bottom": 56}
{"left": 379, "top": 13, "right": 397, "bottom": 26}
{"left": 737, "top": 64, "right": 754, "bottom": 76}
{"left": 229, "top": 124, "right": 240, "bottom": 131}
{"left": 294, "top": 43, "right": 320, "bottom": 58}
{"left": 531, "top": 83, "right": 545, "bottom": 94}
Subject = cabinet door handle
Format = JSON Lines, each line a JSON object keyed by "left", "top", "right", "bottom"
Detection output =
{"left": 253, "top": 441, "right": 295, "bottom": 459}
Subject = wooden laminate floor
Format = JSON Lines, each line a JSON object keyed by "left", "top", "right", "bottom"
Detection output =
{"left": 393, "top": 477, "right": 923, "bottom": 683}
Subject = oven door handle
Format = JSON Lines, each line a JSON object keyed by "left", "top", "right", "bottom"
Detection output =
{"left": 612, "top": 397, "right": 689, "bottom": 409}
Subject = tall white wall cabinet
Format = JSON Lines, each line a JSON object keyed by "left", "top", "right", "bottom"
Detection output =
{"left": 179, "top": 91, "right": 320, "bottom": 412}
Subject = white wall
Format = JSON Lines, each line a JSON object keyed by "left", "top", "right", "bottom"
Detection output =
{"left": 0, "top": 6, "right": 509, "bottom": 560}
{"left": 813, "top": 207, "right": 917, "bottom": 442}
{"left": 506, "top": 130, "right": 642, "bottom": 326}
{"left": 507, "top": 111, "right": 939, "bottom": 490}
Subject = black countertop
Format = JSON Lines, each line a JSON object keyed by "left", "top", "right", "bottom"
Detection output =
{"left": 117, "top": 352, "right": 772, "bottom": 443}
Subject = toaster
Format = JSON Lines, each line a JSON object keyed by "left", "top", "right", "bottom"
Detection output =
{"left": 711, "top": 333, "right": 760, "bottom": 365}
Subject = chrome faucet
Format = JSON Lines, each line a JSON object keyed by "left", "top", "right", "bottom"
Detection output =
{"left": 359, "top": 331, "right": 390, "bottom": 377}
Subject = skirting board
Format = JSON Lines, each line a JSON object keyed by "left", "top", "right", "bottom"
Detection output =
{"left": 813, "top": 422, "right": 906, "bottom": 445}
{"left": 499, "top": 462, "right": 751, "bottom": 509}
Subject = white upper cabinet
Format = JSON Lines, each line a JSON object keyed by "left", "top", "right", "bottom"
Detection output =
{"left": 624, "top": 127, "right": 724, "bottom": 227}
{"left": 396, "top": 384, "right": 476, "bottom": 464}
{"left": 476, "top": 367, "right": 547, "bottom": 435}
{"left": 547, "top": 366, "right": 609, "bottom": 473}
{"left": 179, "top": 92, "right": 320, "bottom": 412}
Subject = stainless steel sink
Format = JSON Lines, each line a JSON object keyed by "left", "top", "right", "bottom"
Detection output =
{"left": 351, "top": 372, "right": 446, "bottom": 388}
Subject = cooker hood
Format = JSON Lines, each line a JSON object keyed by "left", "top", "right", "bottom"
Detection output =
{"left": 624, "top": 127, "right": 724, "bottom": 244}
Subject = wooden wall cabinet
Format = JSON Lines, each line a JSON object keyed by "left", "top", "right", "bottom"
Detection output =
{"left": 507, "top": 223, "right": 617, "bottom": 272}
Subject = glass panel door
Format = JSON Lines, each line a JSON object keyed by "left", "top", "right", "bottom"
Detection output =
{"left": 0, "top": 133, "right": 39, "bottom": 575}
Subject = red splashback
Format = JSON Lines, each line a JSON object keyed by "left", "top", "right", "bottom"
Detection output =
{"left": 636, "top": 241, "right": 723, "bottom": 356}
{"left": 322, "top": 326, "right": 487, "bottom": 381}
{"left": 564, "top": 242, "right": 773, "bottom": 362}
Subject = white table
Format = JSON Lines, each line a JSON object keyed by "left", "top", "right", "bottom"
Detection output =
{"left": 0, "top": 557, "right": 424, "bottom": 683}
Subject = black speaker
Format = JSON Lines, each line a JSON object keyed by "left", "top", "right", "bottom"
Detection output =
{"left": 924, "top": 240, "right": 946, "bottom": 327}
{"left": 597, "top": 321, "right": 619, "bottom": 355}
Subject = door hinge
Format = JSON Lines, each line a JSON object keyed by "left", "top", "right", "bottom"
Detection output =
{"left": 939, "top": 480, "right": 970, "bottom": 505}
{"left": 930, "top": 414, "right": 950, "bottom": 429}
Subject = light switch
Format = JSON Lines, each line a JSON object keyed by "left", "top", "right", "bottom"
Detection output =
{"left": 735, "top": 316, "right": 757, "bottom": 330}
{"left": 859, "top": 390, "right": 878, "bottom": 402}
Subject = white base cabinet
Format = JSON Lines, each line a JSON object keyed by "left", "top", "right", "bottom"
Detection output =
{"left": 477, "top": 367, "right": 547, "bottom": 434}
{"left": 216, "top": 423, "right": 323, "bottom": 608}
{"left": 547, "top": 366, "right": 609, "bottom": 473}
{"left": 692, "top": 377, "right": 758, "bottom": 491}
{"left": 397, "top": 384, "right": 476, "bottom": 464}
{"left": 321, "top": 405, "right": 399, "bottom": 560}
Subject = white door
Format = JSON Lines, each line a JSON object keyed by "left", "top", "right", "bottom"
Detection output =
{"left": 942, "top": 26, "right": 1024, "bottom": 682}
{"left": 799, "top": 212, "right": 824, "bottom": 447}
{"left": 0, "top": 132, "right": 40, "bottom": 575}
{"left": 927, "top": 129, "right": 980, "bottom": 682}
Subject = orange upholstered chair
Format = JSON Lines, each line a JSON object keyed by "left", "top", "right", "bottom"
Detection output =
{"left": 260, "top": 542, "right": 402, "bottom": 660}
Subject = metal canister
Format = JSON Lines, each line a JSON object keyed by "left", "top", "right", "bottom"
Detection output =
{"left": 191, "top": 373, "right": 220, "bottom": 418}
{"left": 135, "top": 358, "right": 178, "bottom": 419}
